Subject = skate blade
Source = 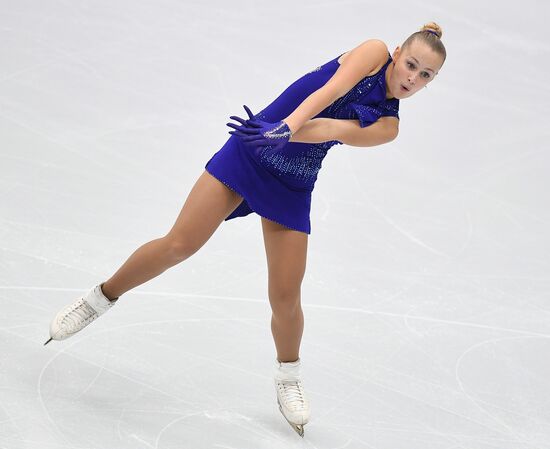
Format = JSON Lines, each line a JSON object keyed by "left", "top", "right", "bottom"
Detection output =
{"left": 43, "top": 337, "right": 53, "bottom": 346}
{"left": 278, "top": 400, "right": 305, "bottom": 437}
{"left": 291, "top": 423, "right": 304, "bottom": 437}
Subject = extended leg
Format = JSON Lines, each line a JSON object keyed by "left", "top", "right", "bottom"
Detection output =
{"left": 46, "top": 170, "right": 243, "bottom": 344}
{"left": 101, "top": 170, "right": 244, "bottom": 299}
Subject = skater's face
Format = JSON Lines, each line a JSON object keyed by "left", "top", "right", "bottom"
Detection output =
{"left": 386, "top": 40, "right": 443, "bottom": 99}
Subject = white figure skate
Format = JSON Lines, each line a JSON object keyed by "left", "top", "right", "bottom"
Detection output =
{"left": 274, "top": 358, "right": 311, "bottom": 437}
{"left": 44, "top": 283, "right": 118, "bottom": 345}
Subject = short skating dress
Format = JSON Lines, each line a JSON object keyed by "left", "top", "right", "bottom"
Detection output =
{"left": 204, "top": 52, "right": 400, "bottom": 234}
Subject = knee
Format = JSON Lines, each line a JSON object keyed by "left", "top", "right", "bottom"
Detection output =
{"left": 163, "top": 235, "right": 200, "bottom": 261}
{"left": 269, "top": 288, "right": 302, "bottom": 318}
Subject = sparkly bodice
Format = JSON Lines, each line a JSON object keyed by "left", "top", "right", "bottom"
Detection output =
{"left": 316, "top": 53, "right": 399, "bottom": 127}
{"left": 250, "top": 52, "right": 400, "bottom": 191}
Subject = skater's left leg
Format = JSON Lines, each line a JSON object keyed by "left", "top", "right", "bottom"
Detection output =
{"left": 260, "top": 217, "right": 308, "bottom": 363}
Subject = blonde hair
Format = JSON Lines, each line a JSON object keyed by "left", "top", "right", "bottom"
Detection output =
{"left": 402, "top": 22, "right": 446, "bottom": 65}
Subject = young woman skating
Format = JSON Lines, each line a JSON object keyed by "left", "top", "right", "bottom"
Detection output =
{"left": 45, "top": 22, "right": 446, "bottom": 437}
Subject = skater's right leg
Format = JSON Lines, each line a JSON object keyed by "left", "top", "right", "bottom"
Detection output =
{"left": 46, "top": 170, "right": 243, "bottom": 343}
{"left": 261, "top": 217, "right": 311, "bottom": 436}
{"left": 101, "top": 170, "right": 244, "bottom": 299}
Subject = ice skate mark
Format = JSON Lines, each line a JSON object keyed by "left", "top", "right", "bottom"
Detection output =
{"left": 301, "top": 303, "right": 550, "bottom": 338}
{"left": 73, "top": 360, "right": 107, "bottom": 400}
{"left": 154, "top": 409, "right": 284, "bottom": 448}
{"left": 0, "top": 246, "right": 99, "bottom": 277}
{"left": 346, "top": 163, "right": 450, "bottom": 258}
{"left": 455, "top": 336, "right": 544, "bottom": 445}
{"left": 129, "top": 433, "right": 155, "bottom": 448}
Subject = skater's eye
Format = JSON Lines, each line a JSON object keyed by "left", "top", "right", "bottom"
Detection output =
{"left": 407, "top": 61, "right": 431, "bottom": 79}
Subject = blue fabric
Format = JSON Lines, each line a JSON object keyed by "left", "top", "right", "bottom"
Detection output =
{"left": 205, "top": 53, "right": 400, "bottom": 234}
{"left": 231, "top": 118, "right": 293, "bottom": 152}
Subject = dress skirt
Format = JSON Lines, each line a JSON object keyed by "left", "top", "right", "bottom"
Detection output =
{"left": 205, "top": 135, "right": 322, "bottom": 234}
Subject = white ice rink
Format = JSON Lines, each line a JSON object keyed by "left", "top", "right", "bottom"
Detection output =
{"left": 1, "top": 1, "right": 549, "bottom": 448}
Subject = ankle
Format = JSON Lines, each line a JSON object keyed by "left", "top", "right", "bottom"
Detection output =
{"left": 100, "top": 282, "right": 119, "bottom": 302}
{"left": 277, "top": 357, "right": 300, "bottom": 365}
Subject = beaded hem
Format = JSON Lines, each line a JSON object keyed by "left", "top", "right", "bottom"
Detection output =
{"left": 204, "top": 168, "right": 310, "bottom": 235}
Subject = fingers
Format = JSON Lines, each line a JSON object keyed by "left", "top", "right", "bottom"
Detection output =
{"left": 242, "top": 136, "right": 270, "bottom": 145}
{"left": 244, "top": 119, "right": 262, "bottom": 128}
{"left": 243, "top": 104, "right": 254, "bottom": 119}
{"left": 227, "top": 107, "right": 282, "bottom": 152}
{"left": 229, "top": 115, "right": 250, "bottom": 126}
{"left": 226, "top": 122, "right": 249, "bottom": 132}
{"left": 226, "top": 122, "right": 240, "bottom": 131}
{"left": 240, "top": 134, "right": 264, "bottom": 142}
{"left": 226, "top": 122, "right": 259, "bottom": 134}
{"left": 228, "top": 130, "right": 249, "bottom": 138}
{"left": 229, "top": 130, "right": 272, "bottom": 151}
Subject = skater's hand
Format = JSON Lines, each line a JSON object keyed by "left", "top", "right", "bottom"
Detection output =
{"left": 240, "top": 119, "right": 293, "bottom": 152}
{"left": 226, "top": 104, "right": 257, "bottom": 139}
{"left": 227, "top": 105, "right": 293, "bottom": 152}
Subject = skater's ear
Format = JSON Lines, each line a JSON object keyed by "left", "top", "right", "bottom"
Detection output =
{"left": 392, "top": 46, "right": 402, "bottom": 61}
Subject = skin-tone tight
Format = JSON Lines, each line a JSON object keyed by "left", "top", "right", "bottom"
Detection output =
{"left": 100, "top": 170, "right": 307, "bottom": 363}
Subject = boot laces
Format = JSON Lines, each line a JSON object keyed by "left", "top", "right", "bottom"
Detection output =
{"left": 278, "top": 379, "right": 306, "bottom": 410}
{"left": 62, "top": 299, "right": 98, "bottom": 333}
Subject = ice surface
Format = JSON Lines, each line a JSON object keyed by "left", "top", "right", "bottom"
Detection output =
{"left": 1, "top": 0, "right": 549, "bottom": 448}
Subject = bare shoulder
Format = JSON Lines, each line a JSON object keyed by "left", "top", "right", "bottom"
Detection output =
{"left": 359, "top": 39, "right": 389, "bottom": 54}
{"left": 337, "top": 39, "right": 389, "bottom": 74}
{"left": 328, "top": 39, "right": 390, "bottom": 97}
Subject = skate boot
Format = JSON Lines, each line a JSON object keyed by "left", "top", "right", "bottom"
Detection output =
{"left": 44, "top": 283, "right": 118, "bottom": 345}
{"left": 274, "top": 358, "right": 311, "bottom": 437}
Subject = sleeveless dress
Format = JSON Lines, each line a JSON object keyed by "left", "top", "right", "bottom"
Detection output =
{"left": 204, "top": 52, "right": 400, "bottom": 234}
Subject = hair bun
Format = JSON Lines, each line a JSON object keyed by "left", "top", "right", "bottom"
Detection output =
{"left": 421, "top": 22, "right": 443, "bottom": 39}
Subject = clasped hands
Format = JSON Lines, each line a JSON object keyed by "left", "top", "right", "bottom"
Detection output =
{"left": 226, "top": 105, "right": 293, "bottom": 152}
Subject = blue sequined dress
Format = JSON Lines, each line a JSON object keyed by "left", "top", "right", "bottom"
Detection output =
{"left": 204, "top": 52, "right": 400, "bottom": 234}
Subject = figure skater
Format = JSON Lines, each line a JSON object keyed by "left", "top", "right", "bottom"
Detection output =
{"left": 45, "top": 22, "right": 447, "bottom": 437}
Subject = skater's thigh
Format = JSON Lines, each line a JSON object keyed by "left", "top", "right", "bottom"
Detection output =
{"left": 166, "top": 170, "right": 243, "bottom": 254}
{"left": 261, "top": 217, "right": 308, "bottom": 299}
